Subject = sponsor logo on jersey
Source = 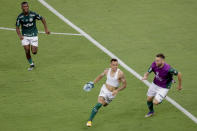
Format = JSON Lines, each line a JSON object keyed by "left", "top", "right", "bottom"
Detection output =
{"left": 23, "top": 23, "right": 34, "bottom": 27}
{"left": 155, "top": 72, "right": 163, "bottom": 81}
{"left": 30, "top": 14, "right": 35, "bottom": 17}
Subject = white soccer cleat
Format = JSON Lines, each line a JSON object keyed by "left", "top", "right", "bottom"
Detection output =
{"left": 28, "top": 64, "right": 35, "bottom": 71}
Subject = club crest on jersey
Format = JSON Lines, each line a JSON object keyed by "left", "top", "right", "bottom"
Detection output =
{"left": 29, "top": 18, "right": 33, "bottom": 22}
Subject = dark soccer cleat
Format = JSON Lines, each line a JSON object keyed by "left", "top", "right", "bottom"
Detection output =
{"left": 145, "top": 111, "right": 154, "bottom": 118}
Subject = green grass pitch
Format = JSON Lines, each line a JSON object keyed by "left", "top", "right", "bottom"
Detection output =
{"left": 0, "top": 0, "right": 197, "bottom": 130}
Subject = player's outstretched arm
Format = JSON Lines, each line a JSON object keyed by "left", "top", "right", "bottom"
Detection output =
{"left": 142, "top": 65, "right": 153, "bottom": 80}
{"left": 16, "top": 26, "right": 23, "bottom": 40}
{"left": 83, "top": 69, "right": 107, "bottom": 92}
{"left": 177, "top": 72, "right": 182, "bottom": 90}
{"left": 41, "top": 18, "right": 50, "bottom": 34}
{"left": 93, "top": 69, "right": 108, "bottom": 84}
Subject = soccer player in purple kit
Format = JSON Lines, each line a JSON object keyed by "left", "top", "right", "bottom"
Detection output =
{"left": 142, "top": 53, "right": 182, "bottom": 117}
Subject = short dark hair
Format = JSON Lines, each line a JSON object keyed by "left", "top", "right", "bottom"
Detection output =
{"left": 21, "top": 1, "right": 28, "bottom": 6}
{"left": 111, "top": 58, "right": 118, "bottom": 63}
{"left": 156, "top": 53, "right": 165, "bottom": 59}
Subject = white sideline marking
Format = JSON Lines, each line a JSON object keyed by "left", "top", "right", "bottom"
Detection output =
{"left": 0, "top": 27, "right": 82, "bottom": 36}
{"left": 38, "top": 0, "right": 197, "bottom": 124}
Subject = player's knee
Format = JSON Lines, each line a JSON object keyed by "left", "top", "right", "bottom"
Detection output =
{"left": 32, "top": 51, "right": 37, "bottom": 55}
{"left": 98, "top": 100, "right": 107, "bottom": 107}
{"left": 99, "top": 101, "right": 106, "bottom": 106}
{"left": 103, "top": 103, "right": 108, "bottom": 107}
{"left": 147, "top": 96, "right": 153, "bottom": 102}
{"left": 153, "top": 102, "right": 158, "bottom": 105}
{"left": 153, "top": 99, "right": 159, "bottom": 105}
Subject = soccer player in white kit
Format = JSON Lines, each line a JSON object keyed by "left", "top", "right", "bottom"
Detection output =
{"left": 85, "top": 58, "right": 127, "bottom": 127}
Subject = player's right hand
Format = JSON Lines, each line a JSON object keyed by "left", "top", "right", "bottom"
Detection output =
{"left": 45, "top": 29, "right": 50, "bottom": 35}
{"left": 142, "top": 76, "right": 147, "bottom": 80}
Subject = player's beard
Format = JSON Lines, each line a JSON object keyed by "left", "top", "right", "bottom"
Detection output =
{"left": 157, "top": 63, "right": 163, "bottom": 68}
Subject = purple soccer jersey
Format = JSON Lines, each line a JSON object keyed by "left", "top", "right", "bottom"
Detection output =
{"left": 148, "top": 62, "right": 178, "bottom": 88}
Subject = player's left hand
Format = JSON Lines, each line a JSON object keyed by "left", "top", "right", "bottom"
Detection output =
{"left": 112, "top": 90, "right": 119, "bottom": 96}
{"left": 45, "top": 29, "right": 50, "bottom": 34}
{"left": 177, "top": 85, "right": 182, "bottom": 91}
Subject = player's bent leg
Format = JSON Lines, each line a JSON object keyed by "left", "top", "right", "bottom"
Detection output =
{"left": 24, "top": 45, "right": 31, "bottom": 59}
{"left": 154, "top": 88, "right": 169, "bottom": 105}
{"left": 86, "top": 97, "right": 105, "bottom": 127}
{"left": 24, "top": 45, "right": 35, "bottom": 71}
{"left": 147, "top": 96, "right": 154, "bottom": 102}
{"left": 153, "top": 99, "right": 160, "bottom": 105}
{"left": 30, "top": 36, "right": 38, "bottom": 55}
{"left": 86, "top": 85, "right": 110, "bottom": 127}
{"left": 98, "top": 96, "right": 108, "bottom": 106}
{"left": 24, "top": 45, "right": 33, "bottom": 65}
{"left": 145, "top": 83, "right": 157, "bottom": 118}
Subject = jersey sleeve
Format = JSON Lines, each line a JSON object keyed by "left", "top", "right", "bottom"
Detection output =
{"left": 148, "top": 67, "right": 153, "bottom": 73}
{"left": 16, "top": 17, "right": 21, "bottom": 27}
{"left": 147, "top": 62, "right": 155, "bottom": 73}
{"left": 169, "top": 67, "right": 179, "bottom": 76}
{"left": 35, "top": 12, "right": 43, "bottom": 20}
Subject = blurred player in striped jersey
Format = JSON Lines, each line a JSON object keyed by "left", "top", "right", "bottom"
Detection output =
{"left": 16, "top": 1, "right": 50, "bottom": 71}
{"left": 142, "top": 53, "right": 182, "bottom": 117}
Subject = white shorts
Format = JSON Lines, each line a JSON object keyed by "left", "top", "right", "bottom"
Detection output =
{"left": 21, "top": 36, "right": 38, "bottom": 47}
{"left": 147, "top": 82, "right": 169, "bottom": 103}
{"left": 99, "top": 84, "right": 115, "bottom": 104}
